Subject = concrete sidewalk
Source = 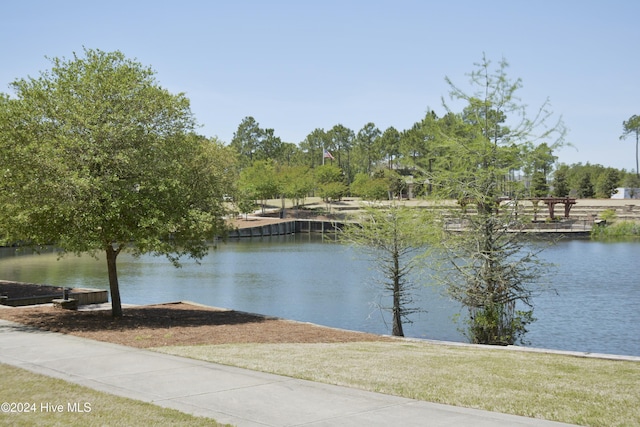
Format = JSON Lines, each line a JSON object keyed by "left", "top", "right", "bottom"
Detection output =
{"left": 0, "top": 319, "right": 577, "bottom": 427}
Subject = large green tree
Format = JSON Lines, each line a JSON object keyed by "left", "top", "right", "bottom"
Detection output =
{"left": 355, "top": 122, "right": 381, "bottom": 174}
{"left": 379, "top": 126, "right": 401, "bottom": 170}
{"left": 229, "top": 116, "right": 284, "bottom": 165}
{"left": 278, "top": 165, "right": 315, "bottom": 210}
{"left": 314, "top": 164, "right": 347, "bottom": 203}
{"left": 433, "top": 55, "right": 564, "bottom": 345}
{"left": 350, "top": 173, "right": 389, "bottom": 201}
{"left": 576, "top": 171, "right": 595, "bottom": 198}
{"left": 299, "top": 128, "right": 329, "bottom": 168}
{"left": 0, "top": 49, "right": 233, "bottom": 317}
{"left": 400, "top": 111, "right": 441, "bottom": 170}
{"left": 238, "top": 160, "right": 280, "bottom": 212}
{"left": 595, "top": 168, "right": 621, "bottom": 198}
{"left": 552, "top": 164, "right": 570, "bottom": 197}
{"left": 327, "top": 124, "right": 355, "bottom": 181}
{"left": 230, "top": 116, "right": 262, "bottom": 165}
{"left": 523, "top": 142, "right": 557, "bottom": 196}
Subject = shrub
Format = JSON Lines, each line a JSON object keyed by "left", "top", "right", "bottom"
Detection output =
{"left": 591, "top": 220, "right": 640, "bottom": 238}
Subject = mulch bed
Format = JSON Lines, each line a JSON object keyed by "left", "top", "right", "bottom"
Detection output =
{"left": 0, "top": 297, "right": 394, "bottom": 348}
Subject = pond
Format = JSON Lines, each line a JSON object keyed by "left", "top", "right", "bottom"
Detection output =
{"left": 1, "top": 235, "right": 638, "bottom": 356}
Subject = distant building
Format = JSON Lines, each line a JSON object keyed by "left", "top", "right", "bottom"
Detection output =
{"left": 611, "top": 188, "right": 640, "bottom": 199}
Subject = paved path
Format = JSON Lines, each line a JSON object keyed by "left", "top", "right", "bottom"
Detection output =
{"left": 0, "top": 319, "right": 577, "bottom": 427}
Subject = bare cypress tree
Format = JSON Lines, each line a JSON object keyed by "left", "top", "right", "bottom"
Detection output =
{"left": 341, "top": 204, "right": 433, "bottom": 337}
{"left": 437, "top": 208, "right": 551, "bottom": 344}
{"left": 432, "top": 55, "right": 565, "bottom": 345}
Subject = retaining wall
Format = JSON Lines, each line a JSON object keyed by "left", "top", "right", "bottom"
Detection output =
{"left": 228, "top": 220, "right": 344, "bottom": 238}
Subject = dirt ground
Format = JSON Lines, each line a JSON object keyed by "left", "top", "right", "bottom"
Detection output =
{"left": 0, "top": 302, "right": 394, "bottom": 348}
{"left": 0, "top": 283, "right": 393, "bottom": 348}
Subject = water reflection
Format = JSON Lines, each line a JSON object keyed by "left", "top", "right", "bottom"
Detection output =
{"left": 526, "top": 239, "right": 640, "bottom": 356}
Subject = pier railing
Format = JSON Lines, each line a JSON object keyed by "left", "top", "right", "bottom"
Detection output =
{"left": 444, "top": 219, "right": 593, "bottom": 234}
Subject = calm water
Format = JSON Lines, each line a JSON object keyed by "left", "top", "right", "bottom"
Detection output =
{"left": 1, "top": 235, "right": 639, "bottom": 356}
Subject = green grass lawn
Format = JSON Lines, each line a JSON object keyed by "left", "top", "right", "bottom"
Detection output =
{"left": 155, "top": 341, "right": 640, "bottom": 427}
{"left": 3, "top": 339, "right": 638, "bottom": 427}
{"left": 0, "top": 364, "right": 230, "bottom": 427}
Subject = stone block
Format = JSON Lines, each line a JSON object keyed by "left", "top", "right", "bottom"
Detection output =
{"left": 52, "top": 298, "right": 78, "bottom": 310}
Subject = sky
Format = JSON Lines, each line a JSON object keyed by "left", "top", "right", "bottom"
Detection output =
{"left": 2, "top": 0, "right": 638, "bottom": 171}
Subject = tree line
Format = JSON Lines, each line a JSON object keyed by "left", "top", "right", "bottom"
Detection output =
{"left": 228, "top": 115, "right": 639, "bottom": 205}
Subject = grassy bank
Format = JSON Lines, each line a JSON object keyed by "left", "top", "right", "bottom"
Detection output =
{"left": 155, "top": 341, "right": 640, "bottom": 427}
{"left": 0, "top": 364, "right": 229, "bottom": 427}
{"left": 591, "top": 220, "right": 640, "bottom": 238}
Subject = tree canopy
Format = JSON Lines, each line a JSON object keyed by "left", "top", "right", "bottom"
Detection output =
{"left": 0, "top": 48, "right": 235, "bottom": 316}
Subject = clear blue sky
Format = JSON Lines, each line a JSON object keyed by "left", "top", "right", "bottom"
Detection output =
{"left": 2, "top": 0, "right": 638, "bottom": 171}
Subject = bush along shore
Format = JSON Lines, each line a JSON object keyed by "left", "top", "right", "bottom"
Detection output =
{"left": 591, "top": 220, "right": 640, "bottom": 238}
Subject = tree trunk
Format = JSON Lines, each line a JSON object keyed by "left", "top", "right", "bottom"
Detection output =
{"left": 391, "top": 252, "right": 404, "bottom": 337}
{"left": 392, "top": 283, "right": 404, "bottom": 336}
{"left": 636, "top": 131, "right": 640, "bottom": 178}
{"left": 106, "top": 244, "right": 123, "bottom": 318}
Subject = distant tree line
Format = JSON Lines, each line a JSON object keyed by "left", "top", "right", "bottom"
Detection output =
{"left": 229, "top": 114, "right": 638, "bottom": 204}
{"left": 552, "top": 163, "right": 640, "bottom": 199}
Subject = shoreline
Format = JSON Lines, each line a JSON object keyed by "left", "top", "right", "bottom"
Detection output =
{"left": 4, "top": 295, "right": 639, "bottom": 362}
{"left": 181, "top": 300, "right": 640, "bottom": 362}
